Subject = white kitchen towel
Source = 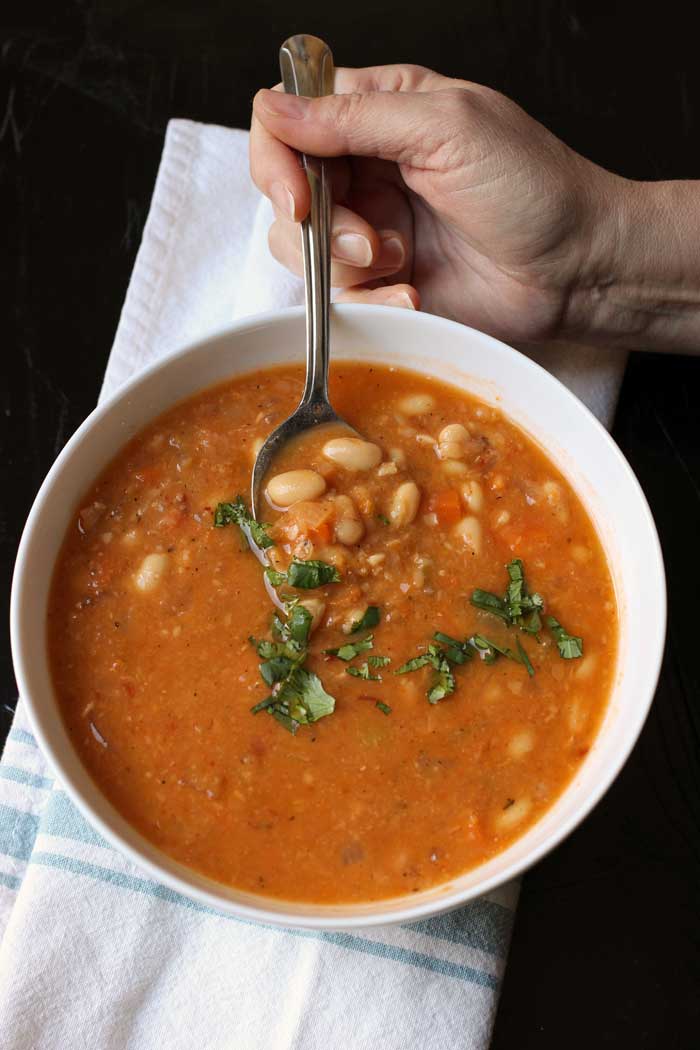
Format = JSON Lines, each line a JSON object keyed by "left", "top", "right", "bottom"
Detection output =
{"left": 0, "top": 119, "right": 627, "bottom": 1050}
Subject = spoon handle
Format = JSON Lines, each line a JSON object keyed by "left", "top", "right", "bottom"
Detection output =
{"left": 279, "top": 35, "right": 335, "bottom": 408}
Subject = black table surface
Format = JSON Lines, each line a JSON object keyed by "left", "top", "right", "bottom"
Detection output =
{"left": 2, "top": 3, "right": 699, "bottom": 1046}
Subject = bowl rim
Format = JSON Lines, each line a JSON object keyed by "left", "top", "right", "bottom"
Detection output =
{"left": 10, "top": 303, "right": 667, "bottom": 929}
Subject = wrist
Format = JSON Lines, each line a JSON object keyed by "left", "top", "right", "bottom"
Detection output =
{"left": 563, "top": 173, "right": 700, "bottom": 351}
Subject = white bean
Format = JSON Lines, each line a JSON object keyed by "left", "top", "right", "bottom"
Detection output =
{"left": 437, "top": 440, "right": 465, "bottom": 461}
{"left": 298, "top": 598, "right": 326, "bottom": 633}
{"left": 508, "top": 729, "right": 535, "bottom": 758}
{"left": 266, "top": 470, "right": 326, "bottom": 508}
{"left": 389, "top": 481, "right": 421, "bottom": 527}
{"left": 453, "top": 515, "right": 482, "bottom": 554}
{"left": 461, "top": 479, "right": 483, "bottom": 512}
{"left": 440, "top": 423, "right": 469, "bottom": 443}
{"left": 322, "top": 437, "right": 382, "bottom": 472}
{"left": 398, "top": 393, "right": 435, "bottom": 416}
{"left": 574, "top": 652, "right": 597, "bottom": 681}
{"left": 134, "top": 553, "right": 169, "bottom": 592}
{"left": 493, "top": 509, "right": 511, "bottom": 527}
{"left": 377, "top": 461, "right": 398, "bottom": 477}
{"left": 543, "top": 480, "right": 570, "bottom": 525}
{"left": 389, "top": 447, "right": 407, "bottom": 467}
{"left": 335, "top": 517, "right": 364, "bottom": 545}
{"left": 441, "top": 460, "right": 468, "bottom": 476}
{"left": 495, "top": 797, "right": 531, "bottom": 831}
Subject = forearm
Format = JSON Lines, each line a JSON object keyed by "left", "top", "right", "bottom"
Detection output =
{"left": 567, "top": 177, "right": 700, "bottom": 353}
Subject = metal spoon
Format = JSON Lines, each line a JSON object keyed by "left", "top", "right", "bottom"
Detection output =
{"left": 250, "top": 34, "right": 358, "bottom": 521}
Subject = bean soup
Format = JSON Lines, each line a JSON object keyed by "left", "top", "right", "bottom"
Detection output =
{"left": 48, "top": 362, "right": 617, "bottom": 903}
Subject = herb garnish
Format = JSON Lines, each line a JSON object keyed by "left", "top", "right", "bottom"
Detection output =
{"left": 471, "top": 559, "right": 543, "bottom": 633}
{"left": 395, "top": 640, "right": 459, "bottom": 704}
{"left": 266, "top": 558, "right": 341, "bottom": 590}
{"left": 397, "top": 626, "right": 537, "bottom": 700}
{"left": 375, "top": 701, "right": 392, "bottom": 715}
{"left": 214, "top": 497, "right": 274, "bottom": 550}
{"left": 350, "top": 606, "right": 381, "bottom": 633}
{"left": 546, "top": 616, "right": 583, "bottom": 659}
{"left": 368, "top": 655, "right": 391, "bottom": 668}
{"left": 324, "top": 635, "right": 375, "bottom": 661}
{"left": 249, "top": 604, "right": 336, "bottom": 734}
{"left": 347, "top": 662, "right": 383, "bottom": 681}
{"left": 472, "top": 559, "right": 582, "bottom": 659}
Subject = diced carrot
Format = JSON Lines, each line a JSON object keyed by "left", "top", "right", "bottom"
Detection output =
{"left": 428, "top": 489, "right": 462, "bottom": 526}
{"left": 284, "top": 500, "right": 334, "bottom": 544}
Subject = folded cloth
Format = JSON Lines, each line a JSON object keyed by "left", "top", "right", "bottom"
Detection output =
{"left": 0, "top": 119, "right": 627, "bottom": 1050}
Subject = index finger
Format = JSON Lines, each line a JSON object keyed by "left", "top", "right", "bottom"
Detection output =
{"left": 333, "top": 64, "right": 452, "bottom": 94}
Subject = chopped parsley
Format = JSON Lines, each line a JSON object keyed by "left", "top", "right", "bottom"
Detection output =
{"left": 214, "top": 497, "right": 274, "bottom": 550}
{"left": 249, "top": 603, "right": 335, "bottom": 734}
{"left": 397, "top": 626, "right": 536, "bottom": 700}
{"left": 395, "top": 640, "right": 457, "bottom": 704}
{"left": 546, "top": 616, "right": 583, "bottom": 659}
{"left": 469, "top": 633, "right": 535, "bottom": 676}
{"left": 472, "top": 558, "right": 582, "bottom": 659}
{"left": 266, "top": 558, "right": 341, "bottom": 590}
{"left": 347, "top": 662, "right": 383, "bottom": 681}
{"left": 368, "top": 655, "right": 391, "bottom": 668}
{"left": 375, "top": 701, "right": 392, "bottom": 715}
{"left": 324, "top": 635, "right": 374, "bottom": 661}
{"left": 471, "top": 559, "right": 543, "bottom": 632}
{"left": 350, "top": 606, "right": 381, "bottom": 633}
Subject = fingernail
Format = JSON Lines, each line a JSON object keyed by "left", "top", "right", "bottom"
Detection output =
{"left": 270, "top": 181, "right": 296, "bottom": 220}
{"left": 332, "top": 232, "right": 373, "bottom": 267}
{"left": 258, "top": 89, "right": 309, "bottom": 119}
{"left": 377, "top": 231, "right": 405, "bottom": 269}
{"left": 386, "top": 291, "right": 416, "bottom": 310}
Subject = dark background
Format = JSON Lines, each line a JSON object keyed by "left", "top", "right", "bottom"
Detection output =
{"left": 2, "top": 2, "right": 699, "bottom": 1046}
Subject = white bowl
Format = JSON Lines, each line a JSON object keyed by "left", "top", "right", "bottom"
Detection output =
{"left": 11, "top": 304, "right": 666, "bottom": 929}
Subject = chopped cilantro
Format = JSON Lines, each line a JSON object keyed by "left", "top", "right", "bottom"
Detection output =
{"left": 470, "top": 589, "right": 509, "bottom": 621}
{"left": 433, "top": 632, "right": 474, "bottom": 665}
{"left": 350, "top": 606, "right": 381, "bottom": 633}
{"left": 265, "top": 567, "right": 287, "bottom": 588}
{"left": 472, "top": 559, "right": 580, "bottom": 657}
{"left": 395, "top": 640, "right": 457, "bottom": 703}
{"left": 546, "top": 616, "right": 583, "bottom": 659}
{"left": 368, "top": 655, "right": 391, "bottom": 668}
{"left": 347, "top": 662, "right": 383, "bottom": 681}
{"left": 515, "top": 637, "right": 535, "bottom": 677}
{"left": 324, "top": 635, "right": 374, "bottom": 661}
{"left": 266, "top": 558, "right": 341, "bottom": 590}
{"left": 249, "top": 604, "right": 335, "bottom": 734}
{"left": 375, "top": 701, "right": 392, "bottom": 715}
{"left": 214, "top": 497, "right": 274, "bottom": 550}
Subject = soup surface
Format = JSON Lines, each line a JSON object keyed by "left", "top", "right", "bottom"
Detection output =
{"left": 48, "top": 362, "right": 617, "bottom": 903}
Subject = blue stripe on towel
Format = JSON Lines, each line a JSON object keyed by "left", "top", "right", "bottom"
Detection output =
{"left": 31, "top": 850, "right": 498, "bottom": 989}
{"left": 0, "top": 804, "right": 40, "bottom": 861}
{"left": 0, "top": 766, "right": 54, "bottom": 791}
{"left": 42, "top": 791, "right": 109, "bottom": 848}
{"left": 407, "top": 901, "right": 512, "bottom": 957}
{"left": 8, "top": 729, "right": 38, "bottom": 748}
{"left": 0, "top": 872, "right": 21, "bottom": 890}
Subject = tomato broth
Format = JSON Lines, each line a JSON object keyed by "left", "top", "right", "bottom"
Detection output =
{"left": 48, "top": 362, "right": 617, "bottom": 903}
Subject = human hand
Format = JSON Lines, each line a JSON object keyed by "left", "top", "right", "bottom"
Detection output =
{"left": 250, "top": 64, "right": 618, "bottom": 344}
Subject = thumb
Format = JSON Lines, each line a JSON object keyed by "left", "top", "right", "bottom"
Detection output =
{"left": 253, "top": 87, "right": 457, "bottom": 168}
